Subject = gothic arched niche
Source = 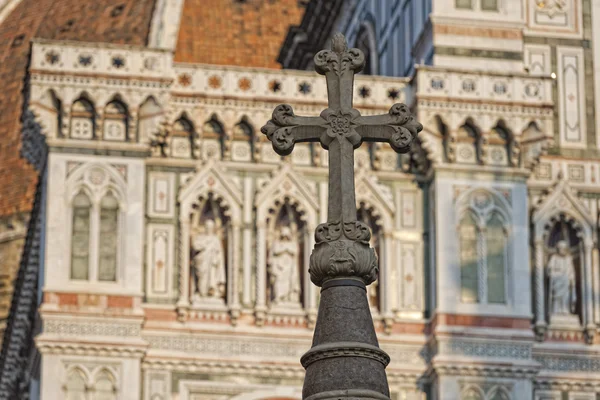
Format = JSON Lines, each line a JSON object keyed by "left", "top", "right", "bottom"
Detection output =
{"left": 64, "top": 367, "right": 88, "bottom": 400}
{"left": 267, "top": 198, "right": 306, "bottom": 309}
{"left": 171, "top": 114, "right": 197, "bottom": 159}
{"left": 455, "top": 118, "right": 483, "bottom": 165}
{"left": 70, "top": 96, "right": 96, "bottom": 140}
{"left": 543, "top": 213, "right": 583, "bottom": 326}
{"left": 103, "top": 98, "right": 129, "bottom": 142}
{"left": 357, "top": 202, "right": 383, "bottom": 311}
{"left": 189, "top": 193, "right": 230, "bottom": 305}
{"left": 203, "top": 114, "right": 226, "bottom": 160}
{"left": 232, "top": 116, "right": 255, "bottom": 162}
{"left": 488, "top": 123, "right": 510, "bottom": 166}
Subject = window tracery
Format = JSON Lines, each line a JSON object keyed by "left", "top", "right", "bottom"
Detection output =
{"left": 68, "top": 165, "right": 125, "bottom": 284}
{"left": 457, "top": 189, "right": 510, "bottom": 305}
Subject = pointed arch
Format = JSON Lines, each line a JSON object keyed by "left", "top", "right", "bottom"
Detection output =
{"left": 33, "top": 89, "right": 63, "bottom": 138}
{"left": 460, "top": 384, "right": 485, "bottom": 400}
{"left": 92, "top": 367, "right": 118, "bottom": 400}
{"left": 170, "top": 112, "right": 197, "bottom": 159}
{"left": 456, "top": 187, "right": 512, "bottom": 305}
{"left": 255, "top": 165, "right": 318, "bottom": 229}
{"left": 70, "top": 95, "right": 96, "bottom": 139}
{"left": 63, "top": 366, "right": 90, "bottom": 400}
{"left": 231, "top": 116, "right": 256, "bottom": 162}
{"left": 203, "top": 113, "right": 226, "bottom": 159}
{"left": 103, "top": 97, "right": 129, "bottom": 142}
{"left": 455, "top": 117, "right": 484, "bottom": 164}
{"left": 354, "top": 18, "right": 378, "bottom": 75}
{"left": 487, "top": 385, "right": 511, "bottom": 400}
{"left": 488, "top": 119, "right": 515, "bottom": 166}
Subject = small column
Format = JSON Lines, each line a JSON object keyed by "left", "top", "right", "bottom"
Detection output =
{"left": 255, "top": 223, "right": 267, "bottom": 325}
{"left": 89, "top": 201, "right": 101, "bottom": 282}
{"left": 176, "top": 219, "right": 191, "bottom": 320}
{"left": 583, "top": 239, "right": 595, "bottom": 342}
{"left": 128, "top": 110, "right": 137, "bottom": 142}
{"left": 534, "top": 240, "right": 546, "bottom": 338}
{"left": 593, "top": 245, "right": 600, "bottom": 325}
{"left": 477, "top": 226, "right": 488, "bottom": 303}
{"left": 230, "top": 223, "right": 242, "bottom": 323}
{"left": 242, "top": 177, "right": 254, "bottom": 307}
{"left": 319, "top": 182, "right": 328, "bottom": 223}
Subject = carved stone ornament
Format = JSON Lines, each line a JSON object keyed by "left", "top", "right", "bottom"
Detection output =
{"left": 261, "top": 33, "right": 422, "bottom": 400}
{"left": 261, "top": 34, "right": 421, "bottom": 287}
{"left": 309, "top": 220, "right": 378, "bottom": 286}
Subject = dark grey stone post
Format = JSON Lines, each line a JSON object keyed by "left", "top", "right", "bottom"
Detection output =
{"left": 261, "top": 33, "right": 422, "bottom": 400}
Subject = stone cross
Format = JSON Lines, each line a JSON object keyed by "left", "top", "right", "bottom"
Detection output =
{"left": 262, "top": 33, "right": 422, "bottom": 400}
{"left": 262, "top": 33, "right": 422, "bottom": 287}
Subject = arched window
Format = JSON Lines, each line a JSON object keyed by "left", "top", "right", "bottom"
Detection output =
{"left": 37, "top": 90, "right": 63, "bottom": 138}
{"left": 170, "top": 115, "right": 196, "bottom": 159}
{"left": 64, "top": 368, "right": 87, "bottom": 400}
{"left": 459, "top": 212, "right": 479, "bottom": 303}
{"left": 203, "top": 116, "right": 226, "bottom": 160}
{"left": 69, "top": 167, "right": 125, "bottom": 284}
{"left": 103, "top": 100, "right": 128, "bottom": 142}
{"left": 93, "top": 369, "right": 117, "bottom": 400}
{"left": 460, "top": 386, "right": 484, "bottom": 400}
{"left": 456, "top": 120, "right": 483, "bottom": 164}
{"left": 232, "top": 117, "right": 255, "bottom": 162}
{"left": 70, "top": 98, "right": 95, "bottom": 139}
{"left": 488, "top": 387, "right": 510, "bottom": 400}
{"left": 98, "top": 192, "right": 119, "bottom": 282}
{"left": 458, "top": 190, "right": 510, "bottom": 305}
{"left": 70, "top": 191, "right": 92, "bottom": 280}
{"left": 355, "top": 24, "right": 377, "bottom": 75}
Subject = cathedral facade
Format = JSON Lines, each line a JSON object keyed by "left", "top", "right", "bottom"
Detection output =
{"left": 0, "top": 0, "right": 599, "bottom": 399}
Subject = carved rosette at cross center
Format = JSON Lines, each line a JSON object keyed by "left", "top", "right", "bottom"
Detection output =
{"left": 261, "top": 33, "right": 422, "bottom": 288}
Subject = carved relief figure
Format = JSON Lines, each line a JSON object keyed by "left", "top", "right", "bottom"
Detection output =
{"left": 547, "top": 240, "right": 577, "bottom": 317}
{"left": 192, "top": 219, "right": 226, "bottom": 300}
{"left": 269, "top": 227, "right": 300, "bottom": 305}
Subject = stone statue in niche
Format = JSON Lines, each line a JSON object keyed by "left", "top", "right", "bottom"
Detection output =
{"left": 192, "top": 219, "right": 226, "bottom": 301}
{"left": 269, "top": 227, "right": 300, "bottom": 305}
{"left": 547, "top": 240, "right": 578, "bottom": 323}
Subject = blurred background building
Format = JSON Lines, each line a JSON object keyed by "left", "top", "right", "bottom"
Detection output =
{"left": 0, "top": 0, "right": 598, "bottom": 399}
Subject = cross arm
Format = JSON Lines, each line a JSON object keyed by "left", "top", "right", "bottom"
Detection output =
{"left": 355, "top": 103, "right": 423, "bottom": 153}
{"left": 261, "top": 104, "right": 326, "bottom": 156}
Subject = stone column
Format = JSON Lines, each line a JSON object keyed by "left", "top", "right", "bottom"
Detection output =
{"left": 583, "top": 239, "right": 595, "bottom": 342}
{"left": 593, "top": 245, "right": 600, "bottom": 325}
{"left": 534, "top": 239, "right": 546, "bottom": 338}
{"left": 242, "top": 177, "right": 254, "bottom": 307}
{"left": 230, "top": 223, "right": 241, "bottom": 323}
{"left": 255, "top": 223, "right": 267, "bottom": 325}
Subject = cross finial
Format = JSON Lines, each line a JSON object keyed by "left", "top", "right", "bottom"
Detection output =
{"left": 261, "top": 33, "right": 422, "bottom": 286}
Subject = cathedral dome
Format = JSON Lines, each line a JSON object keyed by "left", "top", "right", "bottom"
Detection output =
{"left": 0, "top": 0, "right": 304, "bottom": 217}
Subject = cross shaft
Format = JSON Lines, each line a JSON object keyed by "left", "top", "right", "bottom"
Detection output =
{"left": 261, "top": 33, "right": 422, "bottom": 227}
{"left": 261, "top": 33, "right": 423, "bottom": 400}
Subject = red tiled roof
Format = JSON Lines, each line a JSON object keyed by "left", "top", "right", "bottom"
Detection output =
{"left": 174, "top": 0, "right": 306, "bottom": 68}
{"left": 0, "top": 0, "right": 155, "bottom": 217}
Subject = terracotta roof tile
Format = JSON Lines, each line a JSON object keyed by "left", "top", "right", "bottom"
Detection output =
{"left": 174, "top": 0, "right": 306, "bottom": 68}
{"left": 0, "top": 0, "right": 155, "bottom": 217}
